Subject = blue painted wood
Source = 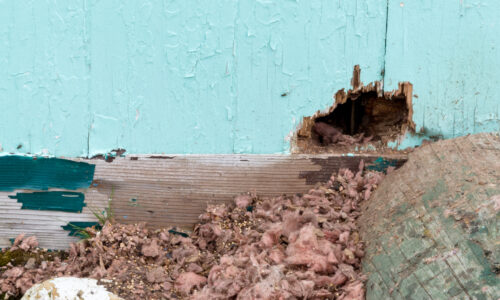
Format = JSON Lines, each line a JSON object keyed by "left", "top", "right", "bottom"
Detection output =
{"left": 0, "top": 0, "right": 387, "bottom": 156}
{"left": 0, "top": 0, "right": 497, "bottom": 156}
{"left": 384, "top": 0, "right": 500, "bottom": 149}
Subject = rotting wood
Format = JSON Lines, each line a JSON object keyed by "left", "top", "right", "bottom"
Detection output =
{"left": 292, "top": 65, "right": 414, "bottom": 154}
{"left": 0, "top": 153, "right": 407, "bottom": 249}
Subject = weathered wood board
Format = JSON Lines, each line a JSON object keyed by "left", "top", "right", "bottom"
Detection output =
{"left": 359, "top": 133, "right": 500, "bottom": 299}
{"left": 0, "top": 154, "right": 405, "bottom": 249}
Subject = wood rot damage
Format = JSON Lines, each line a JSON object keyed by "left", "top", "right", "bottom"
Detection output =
{"left": 292, "top": 65, "right": 415, "bottom": 154}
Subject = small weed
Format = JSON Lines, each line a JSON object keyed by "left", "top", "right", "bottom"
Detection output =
{"left": 66, "top": 223, "right": 94, "bottom": 239}
{"left": 89, "top": 187, "right": 115, "bottom": 225}
{"left": 68, "top": 187, "right": 115, "bottom": 240}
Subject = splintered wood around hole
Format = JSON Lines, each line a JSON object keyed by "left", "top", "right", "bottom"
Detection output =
{"left": 293, "top": 65, "right": 414, "bottom": 154}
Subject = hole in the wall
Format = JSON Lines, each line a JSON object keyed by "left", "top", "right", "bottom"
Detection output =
{"left": 313, "top": 92, "right": 409, "bottom": 143}
{"left": 293, "top": 65, "right": 414, "bottom": 153}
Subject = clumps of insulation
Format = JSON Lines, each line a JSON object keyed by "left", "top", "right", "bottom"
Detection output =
{"left": 0, "top": 162, "right": 384, "bottom": 299}
{"left": 313, "top": 122, "right": 373, "bottom": 146}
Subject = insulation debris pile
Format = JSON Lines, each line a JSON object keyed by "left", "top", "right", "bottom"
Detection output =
{"left": 1, "top": 162, "right": 385, "bottom": 300}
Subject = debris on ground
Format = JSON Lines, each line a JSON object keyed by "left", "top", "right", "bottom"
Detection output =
{"left": 0, "top": 162, "right": 384, "bottom": 300}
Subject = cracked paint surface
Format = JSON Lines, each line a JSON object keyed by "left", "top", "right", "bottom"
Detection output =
{"left": 384, "top": 0, "right": 500, "bottom": 148}
{"left": 0, "top": 0, "right": 498, "bottom": 156}
{"left": 0, "top": 0, "right": 386, "bottom": 156}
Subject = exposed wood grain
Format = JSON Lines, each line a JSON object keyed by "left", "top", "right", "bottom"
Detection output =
{"left": 84, "top": 154, "right": 406, "bottom": 228}
{"left": 0, "top": 154, "right": 406, "bottom": 249}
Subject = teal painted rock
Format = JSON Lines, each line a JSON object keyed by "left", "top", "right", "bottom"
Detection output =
{"left": 359, "top": 133, "right": 500, "bottom": 300}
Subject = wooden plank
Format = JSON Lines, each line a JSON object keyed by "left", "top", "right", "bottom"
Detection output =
{"left": 0, "top": 154, "right": 406, "bottom": 249}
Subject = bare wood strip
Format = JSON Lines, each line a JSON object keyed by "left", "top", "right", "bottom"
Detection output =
{"left": 0, "top": 154, "right": 406, "bottom": 249}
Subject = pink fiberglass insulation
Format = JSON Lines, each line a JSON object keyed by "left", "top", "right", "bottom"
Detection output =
{"left": 0, "top": 161, "right": 384, "bottom": 299}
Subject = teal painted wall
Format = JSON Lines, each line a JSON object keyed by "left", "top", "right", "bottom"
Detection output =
{"left": 385, "top": 0, "right": 500, "bottom": 149}
{"left": 0, "top": 0, "right": 498, "bottom": 156}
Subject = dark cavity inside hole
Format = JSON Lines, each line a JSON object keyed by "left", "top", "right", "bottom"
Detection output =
{"left": 314, "top": 92, "right": 408, "bottom": 143}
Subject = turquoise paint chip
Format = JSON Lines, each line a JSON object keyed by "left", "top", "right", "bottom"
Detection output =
{"left": 61, "top": 222, "right": 101, "bottom": 238}
{"left": 9, "top": 191, "right": 86, "bottom": 213}
{"left": 0, "top": 156, "right": 95, "bottom": 191}
{"left": 366, "top": 157, "right": 398, "bottom": 173}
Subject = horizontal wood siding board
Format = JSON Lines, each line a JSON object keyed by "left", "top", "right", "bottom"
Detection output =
{"left": 0, "top": 154, "right": 406, "bottom": 249}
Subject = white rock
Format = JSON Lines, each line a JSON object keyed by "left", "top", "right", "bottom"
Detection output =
{"left": 22, "top": 277, "right": 123, "bottom": 300}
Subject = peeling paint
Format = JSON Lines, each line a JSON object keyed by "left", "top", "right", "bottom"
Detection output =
{"left": 384, "top": 0, "right": 500, "bottom": 142}
{"left": 9, "top": 191, "right": 86, "bottom": 213}
{"left": 0, "top": 1, "right": 498, "bottom": 156}
{"left": 299, "top": 155, "right": 406, "bottom": 185}
{"left": 0, "top": 0, "right": 387, "bottom": 156}
{"left": 90, "top": 149, "right": 126, "bottom": 163}
{"left": 0, "top": 156, "right": 94, "bottom": 191}
{"left": 365, "top": 157, "right": 400, "bottom": 173}
{"left": 61, "top": 222, "right": 101, "bottom": 237}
